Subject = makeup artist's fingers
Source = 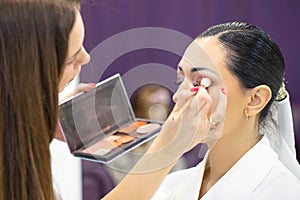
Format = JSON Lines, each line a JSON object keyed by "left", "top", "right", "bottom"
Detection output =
{"left": 59, "top": 83, "right": 96, "bottom": 104}
{"left": 194, "top": 88, "right": 212, "bottom": 139}
{"left": 205, "top": 89, "right": 227, "bottom": 141}
{"left": 190, "top": 86, "right": 212, "bottom": 115}
{"left": 178, "top": 86, "right": 211, "bottom": 119}
{"left": 172, "top": 89, "right": 197, "bottom": 112}
{"left": 156, "top": 88, "right": 212, "bottom": 158}
{"left": 210, "top": 90, "right": 226, "bottom": 124}
{"left": 174, "top": 87, "right": 212, "bottom": 148}
{"left": 73, "top": 83, "right": 96, "bottom": 94}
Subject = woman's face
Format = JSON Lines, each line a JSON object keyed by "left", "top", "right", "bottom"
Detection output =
{"left": 58, "top": 10, "right": 90, "bottom": 92}
{"left": 175, "top": 37, "right": 249, "bottom": 138}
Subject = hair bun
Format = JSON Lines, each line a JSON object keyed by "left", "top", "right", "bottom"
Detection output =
{"left": 275, "top": 82, "right": 287, "bottom": 101}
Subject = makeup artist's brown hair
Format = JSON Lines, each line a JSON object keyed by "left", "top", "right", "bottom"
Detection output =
{"left": 0, "top": 0, "right": 77, "bottom": 199}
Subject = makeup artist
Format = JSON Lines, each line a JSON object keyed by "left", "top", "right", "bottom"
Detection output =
{"left": 0, "top": 0, "right": 210, "bottom": 199}
{"left": 0, "top": 0, "right": 90, "bottom": 199}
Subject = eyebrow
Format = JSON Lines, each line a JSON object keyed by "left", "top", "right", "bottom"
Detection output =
{"left": 191, "top": 67, "right": 217, "bottom": 74}
{"left": 66, "top": 47, "right": 82, "bottom": 63}
{"left": 178, "top": 66, "right": 217, "bottom": 74}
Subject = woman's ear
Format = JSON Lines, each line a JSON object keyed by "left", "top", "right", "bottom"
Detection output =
{"left": 246, "top": 85, "right": 272, "bottom": 117}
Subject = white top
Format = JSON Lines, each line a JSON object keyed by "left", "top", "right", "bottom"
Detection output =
{"left": 152, "top": 136, "right": 300, "bottom": 200}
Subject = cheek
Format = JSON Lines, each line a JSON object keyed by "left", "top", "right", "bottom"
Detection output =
{"left": 61, "top": 67, "right": 71, "bottom": 81}
{"left": 58, "top": 66, "right": 76, "bottom": 91}
{"left": 74, "top": 64, "right": 82, "bottom": 74}
{"left": 66, "top": 64, "right": 81, "bottom": 79}
{"left": 58, "top": 70, "right": 69, "bottom": 91}
{"left": 225, "top": 98, "right": 240, "bottom": 120}
{"left": 225, "top": 87, "right": 243, "bottom": 116}
{"left": 222, "top": 87, "right": 247, "bottom": 132}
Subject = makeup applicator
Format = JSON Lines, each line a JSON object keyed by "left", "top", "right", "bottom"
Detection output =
{"left": 201, "top": 77, "right": 211, "bottom": 88}
{"left": 190, "top": 77, "right": 211, "bottom": 92}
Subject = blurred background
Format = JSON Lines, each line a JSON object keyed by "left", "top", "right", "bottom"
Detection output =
{"left": 52, "top": 1, "right": 300, "bottom": 199}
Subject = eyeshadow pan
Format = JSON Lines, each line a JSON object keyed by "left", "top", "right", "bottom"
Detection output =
{"left": 81, "top": 135, "right": 119, "bottom": 153}
{"left": 119, "top": 124, "right": 137, "bottom": 133}
{"left": 136, "top": 123, "right": 161, "bottom": 135}
{"left": 93, "top": 148, "right": 111, "bottom": 156}
{"left": 135, "top": 121, "right": 148, "bottom": 127}
{"left": 112, "top": 134, "right": 135, "bottom": 146}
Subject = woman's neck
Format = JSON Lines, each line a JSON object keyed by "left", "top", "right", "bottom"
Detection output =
{"left": 200, "top": 120, "right": 261, "bottom": 197}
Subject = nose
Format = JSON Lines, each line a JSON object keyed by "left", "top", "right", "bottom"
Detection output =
{"left": 81, "top": 46, "right": 90, "bottom": 65}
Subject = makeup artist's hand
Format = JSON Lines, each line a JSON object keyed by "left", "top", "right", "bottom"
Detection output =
{"left": 55, "top": 83, "right": 96, "bottom": 141}
{"left": 171, "top": 86, "right": 212, "bottom": 148}
{"left": 102, "top": 87, "right": 212, "bottom": 200}
{"left": 59, "top": 83, "right": 96, "bottom": 104}
{"left": 150, "top": 86, "right": 212, "bottom": 160}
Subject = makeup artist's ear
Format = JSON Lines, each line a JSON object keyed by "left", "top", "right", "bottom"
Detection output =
{"left": 246, "top": 85, "right": 272, "bottom": 117}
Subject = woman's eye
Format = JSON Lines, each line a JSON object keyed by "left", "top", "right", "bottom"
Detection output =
{"left": 67, "top": 61, "right": 75, "bottom": 66}
{"left": 66, "top": 59, "right": 76, "bottom": 66}
{"left": 193, "top": 76, "right": 212, "bottom": 88}
{"left": 192, "top": 76, "right": 202, "bottom": 86}
{"left": 174, "top": 79, "right": 183, "bottom": 86}
{"left": 175, "top": 74, "right": 184, "bottom": 85}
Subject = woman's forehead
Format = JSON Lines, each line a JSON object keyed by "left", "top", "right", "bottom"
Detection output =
{"left": 180, "top": 38, "right": 225, "bottom": 73}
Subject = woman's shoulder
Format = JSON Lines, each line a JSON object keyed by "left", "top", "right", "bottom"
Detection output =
{"left": 151, "top": 161, "right": 205, "bottom": 200}
{"left": 167, "top": 160, "right": 204, "bottom": 181}
{"left": 269, "top": 160, "right": 300, "bottom": 188}
{"left": 249, "top": 160, "right": 300, "bottom": 199}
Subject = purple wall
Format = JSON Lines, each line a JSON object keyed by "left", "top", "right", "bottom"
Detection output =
{"left": 80, "top": 0, "right": 300, "bottom": 159}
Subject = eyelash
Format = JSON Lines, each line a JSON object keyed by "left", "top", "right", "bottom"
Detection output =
{"left": 174, "top": 73, "right": 184, "bottom": 85}
{"left": 192, "top": 76, "right": 203, "bottom": 87}
{"left": 174, "top": 80, "right": 182, "bottom": 85}
{"left": 66, "top": 60, "right": 76, "bottom": 66}
{"left": 174, "top": 75, "right": 212, "bottom": 87}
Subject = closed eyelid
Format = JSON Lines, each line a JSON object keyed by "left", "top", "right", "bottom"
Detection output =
{"left": 191, "top": 68, "right": 220, "bottom": 81}
{"left": 175, "top": 71, "right": 184, "bottom": 82}
{"left": 66, "top": 59, "right": 76, "bottom": 65}
{"left": 65, "top": 47, "right": 82, "bottom": 64}
{"left": 176, "top": 66, "right": 219, "bottom": 85}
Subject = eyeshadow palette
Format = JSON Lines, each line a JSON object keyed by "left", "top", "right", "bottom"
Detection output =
{"left": 59, "top": 74, "right": 162, "bottom": 163}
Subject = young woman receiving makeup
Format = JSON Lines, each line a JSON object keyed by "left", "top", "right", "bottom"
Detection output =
{"left": 104, "top": 22, "right": 300, "bottom": 199}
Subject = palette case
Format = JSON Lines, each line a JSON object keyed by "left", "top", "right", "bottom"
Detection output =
{"left": 59, "top": 74, "right": 163, "bottom": 163}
